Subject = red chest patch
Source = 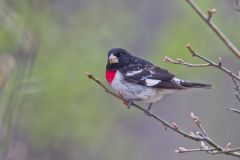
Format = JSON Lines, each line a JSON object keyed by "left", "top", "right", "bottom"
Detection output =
{"left": 106, "top": 70, "right": 117, "bottom": 84}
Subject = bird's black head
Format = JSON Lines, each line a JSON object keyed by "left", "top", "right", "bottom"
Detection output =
{"left": 106, "top": 48, "right": 132, "bottom": 70}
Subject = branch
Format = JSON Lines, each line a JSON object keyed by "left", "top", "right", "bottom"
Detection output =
{"left": 207, "top": 8, "right": 217, "bottom": 21}
{"left": 190, "top": 112, "right": 207, "bottom": 137}
{"left": 225, "top": 76, "right": 240, "bottom": 114}
{"left": 232, "top": 76, "right": 240, "bottom": 102}
{"left": 164, "top": 44, "right": 240, "bottom": 82}
{"left": 225, "top": 107, "right": 240, "bottom": 114}
{"left": 187, "top": 44, "right": 240, "bottom": 81}
{"left": 175, "top": 147, "right": 216, "bottom": 154}
{"left": 164, "top": 57, "right": 210, "bottom": 67}
{"left": 188, "top": 112, "right": 223, "bottom": 152}
{"left": 165, "top": 44, "right": 240, "bottom": 114}
{"left": 86, "top": 73, "right": 240, "bottom": 158}
{"left": 185, "top": 0, "right": 240, "bottom": 59}
{"left": 176, "top": 146, "right": 240, "bottom": 155}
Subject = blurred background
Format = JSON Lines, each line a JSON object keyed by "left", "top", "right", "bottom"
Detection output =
{"left": 0, "top": 0, "right": 239, "bottom": 160}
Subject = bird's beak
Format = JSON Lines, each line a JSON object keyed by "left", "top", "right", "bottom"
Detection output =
{"left": 108, "top": 54, "right": 119, "bottom": 64}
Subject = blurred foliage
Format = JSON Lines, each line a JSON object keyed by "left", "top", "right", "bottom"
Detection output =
{"left": 0, "top": 0, "right": 239, "bottom": 160}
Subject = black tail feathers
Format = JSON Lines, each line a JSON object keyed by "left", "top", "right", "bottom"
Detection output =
{"left": 180, "top": 81, "right": 212, "bottom": 89}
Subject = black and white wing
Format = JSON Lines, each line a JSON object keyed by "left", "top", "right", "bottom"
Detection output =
{"left": 121, "top": 64, "right": 185, "bottom": 89}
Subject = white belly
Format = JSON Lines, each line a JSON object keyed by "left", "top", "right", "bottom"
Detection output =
{"left": 111, "top": 71, "right": 176, "bottom": 103}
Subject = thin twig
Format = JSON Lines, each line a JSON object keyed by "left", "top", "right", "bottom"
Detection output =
{"left": 222, "top": 147, "right": 240, "bottom": 153}
{"left": 164, "top": 56, "right": 210, "bottom": 67}
{"left": 232, "top": 76, "right": 240, "bottom": 91}
{"left": 232, "top": 76, "right": 240, "bottom": 102}
{"left": 225, "top": 74, "right": 240, "bottom": 114}
{"left": 175, "top": 147, "right": 216, "bottom": 153}
{"left": 225, "top": 107, "right": 240, "bottom": 114}
{"left": 176, "top": 147, "right": 240, "bottom": 155}
{"left": 186, "top": 44, "right": 240, "bottom": 81}
{"left": 185, "top": 0, "right": 240, "bottom": 59}
{"left": 165, "top": 45, "right": 240, "bottom": 114}
{"left": 235, "top": 93, "right": 240, "bottom": 103}
{"left": 207, "top": 8, "right": 217, "bottom": 21}
{"left": 164, "top": 45, "right": 240, "bottom": 82}
{"left": 190, "top": 112, "right": 208, "bottom": 137}
{"left": 86, "top": 73, "right": 240, "bottom": 158}
{"left": 189, "top": 112, "right": 222, "bottom": 151}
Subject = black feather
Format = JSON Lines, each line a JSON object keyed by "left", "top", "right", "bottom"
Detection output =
{"left": 180, "top": 81, "right": 212, "bottom": 89}
{"left": 121, "top": 63, "right": 184, "bottom": 89}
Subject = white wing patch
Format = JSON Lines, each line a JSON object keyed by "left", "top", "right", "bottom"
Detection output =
{"left": 173, "top": 78, "right": 182, "bottom": 84}
{"left": 145, "top": 79, "right": 161, "bottom": 86}
{"left": 149, "top": 70, "right": 155, "bottom": 74}
{"left": 126, "top": 69, "right": 143, "bottom": 76}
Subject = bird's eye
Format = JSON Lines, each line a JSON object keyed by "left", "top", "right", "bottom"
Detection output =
{"left": 115, "top": 53, "right": 120, "bottom": 57}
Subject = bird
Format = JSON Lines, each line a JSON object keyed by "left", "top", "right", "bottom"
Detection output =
{"left": 105, "top": 48, "right": 212, "bottom": 115}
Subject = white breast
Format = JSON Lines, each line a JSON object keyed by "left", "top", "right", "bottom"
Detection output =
{"left": 111, "top": 71, "right": 177, "bottom": 103}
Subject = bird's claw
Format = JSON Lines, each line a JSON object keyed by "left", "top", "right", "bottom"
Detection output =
{"left": 117, "top": 91, "right": 133, "bottom": 109}
{"left": 117, "top": 91, "right": 124, "bottom": 99}
{"left": 123, "top": 99, "right": 133, "bottom": 109}
{"left": 144, "top": 103, "right": 153, "bottom": 116}
{"left": 144, "top": 108, "right": 152, "bottom": 116}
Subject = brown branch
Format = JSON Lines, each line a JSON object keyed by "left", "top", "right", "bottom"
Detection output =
{"left": 232, "top": 76, "right": 240, "bottom": 102}
{"left": 175, "top": 114, "right": 240, "bottom": 157}
{"left": 183, "top": 0, "right": 240, "bottom": 113}
{"left": 185, "top": 0, "right": 240, "bottom": 59}
{"left": 164, "top": 44, "right": 240, "bottom": 82}
{"left": 225, "top": 76, "right": 240, "bottom": 114}
{"left": 176, "top": 146, "right": 240, "bottom": 156}
{"left": 235, "top": 93, "right": 240, "bottom": 103}
{"left": 163, "top": 56, "right": 210, "bottom": 67}
{"left": 190, "top": 112, "right": 207, "bottom": 137}
{"left": 86, "top": 73, "right": 240, "bottom": 158}
{"left": 189, "top": 112, "right": 222, "bottom": 151}
{"left": 187, "top": 44, "right": 240, "bottom": 81}
{"left": 222, "top": 147, "right": 240, "bottom": 153}
{"left": 207, "top": 8, "right": 217, "bottom": 21}
{"left": 175, "top": 147, "right": 216, "bottom": 154}
{"left": 165, "top": 44, "right": 240, "bottom": 115}
{"left": 225, "top": 107, "right": 240, "bottom": 114}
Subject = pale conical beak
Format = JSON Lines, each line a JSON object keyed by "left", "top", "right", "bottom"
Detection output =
{"left": 108, "top": 54, "right": 119, "bottom": 64}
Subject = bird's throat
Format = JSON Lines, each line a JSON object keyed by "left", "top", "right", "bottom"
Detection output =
{"left": 106, "top": 70, "right": 117, "bottom": 84}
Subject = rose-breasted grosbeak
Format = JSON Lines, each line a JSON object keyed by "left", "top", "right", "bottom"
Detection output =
{"left": 106, "top": 48, "right": 211, "bottom": 114}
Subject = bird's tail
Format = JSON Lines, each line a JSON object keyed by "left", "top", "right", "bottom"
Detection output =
{"left": 180, "top": 81, "right": 212, "bottom": 89}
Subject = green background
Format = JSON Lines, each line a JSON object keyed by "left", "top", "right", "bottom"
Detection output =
{"left": 0, "top": 0, "right": 239, "bottom": 160}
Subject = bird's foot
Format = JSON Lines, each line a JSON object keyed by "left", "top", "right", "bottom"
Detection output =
{"left": 144, "top": 108, "right": 152, "bottom": 116}
{"left": 117, "top": 91, "right": 124, "bottom": 99}
{"left": 117, "top": 91, "right": 133, "bottom": 109}
{"left": 123, "top": 99, "right": 133, "bottom": 109}
{"left": 144, "top": 103, "right": 153, "bottom": 116}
